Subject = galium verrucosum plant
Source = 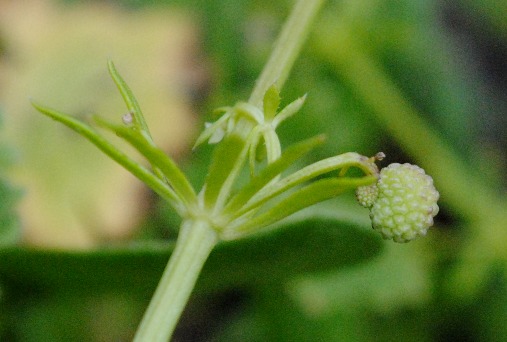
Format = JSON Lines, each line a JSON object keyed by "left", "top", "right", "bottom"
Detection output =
{"left": 31, "top": 0, "right": 439, "bottom": 340}
{"left": 32, "top": 67, "right": 380, "bottom": 341}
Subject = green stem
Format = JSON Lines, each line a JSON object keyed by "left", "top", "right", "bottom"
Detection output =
{"left": 248, "top": 0, "right": 326, "bottom": 107}
{"left": 263, "top": 128, "right": 282, "bottom": 162}
{"left": 212, "top": 134, "right": 251, "bottom": 213}
{"left": 209, "top": 0, "right": 327, "bottom": 209}
{"left": 134, "top": 219, "right": 218, "bottom": 342}
{"left": 134, "top": 2, "right": 327, "bottom": 340}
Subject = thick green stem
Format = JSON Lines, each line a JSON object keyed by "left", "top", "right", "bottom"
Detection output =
{"left": 133, "top": 219, "right": 218, "bottom": 342}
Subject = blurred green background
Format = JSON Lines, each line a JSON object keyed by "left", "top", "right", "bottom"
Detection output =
{"left": 0, "top": 0, "right": 506, "bottom": 341}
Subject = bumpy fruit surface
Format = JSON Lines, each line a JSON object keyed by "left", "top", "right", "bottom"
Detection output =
{"left": 356, "top": 184, "right": 378, "bottom": 208}
{"left": 367, "top": 163, "right": 439, "bottom": 243}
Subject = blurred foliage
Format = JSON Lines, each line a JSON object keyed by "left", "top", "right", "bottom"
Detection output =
{"left": 0, "top": 0, "right": 506, "bottom": 341}
{"left": 0, "top": 0, "right": 198, "bottom": 248}
{"left": 0, "top": 111, "right": 21, "bottom": 246}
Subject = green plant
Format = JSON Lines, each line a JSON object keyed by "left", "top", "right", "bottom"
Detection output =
{"left": 26, "top": 0, "right": 444, "bottom": 341}
{"left": 0, "top": 111, "right": 21, "bottom": 247}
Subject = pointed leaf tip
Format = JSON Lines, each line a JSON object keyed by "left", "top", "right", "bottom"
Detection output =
{"left": 264, "top": 84, "right": 281, "bottom": 121}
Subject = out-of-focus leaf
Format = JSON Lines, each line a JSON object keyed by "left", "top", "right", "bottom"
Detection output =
{"left": 288, "top": 242, "right": 432, "bottom": 316}
{"left": 0, "top": 203, "right": 382, "bottom": 295}
{"left": 213, "top": 236, "right": 432, "bottom": 342}
{"left": 0, "top": 111, "right": 21, "bottom": 246}
{"left": 475, "top": 268, "right": 507, "bottom": 342}
{"left": 214, "top": 285, "right": 369, "bottom": 342}
{"left": 0, "top": 181, "right": 21, "bottom": 246}
{"left": 461, "top": 0, "right": 507, "bottom": 39}
{"left": 445, "top": 212, "right": 507, "bottom": 299}
{"left": 0, "top": 242, "right": 172, "bottom": 295}
{"left": 197, "top": 201, "right": 383, "bottom": 293}
{"left": 6, "top": 291, "right": 143, "bottom": 342}
{"left": 0, "top": 1, "right": 199, "bottom": 247}
{"left": 214, "top": 283, "right": 432, "bottom": 342}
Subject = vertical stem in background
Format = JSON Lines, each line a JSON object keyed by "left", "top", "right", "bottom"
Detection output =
{"left": 133, "top": 219, "right": 218, "bottom": 342}
{"left": 313, "top": 29, "right": 505, "bottom": 222}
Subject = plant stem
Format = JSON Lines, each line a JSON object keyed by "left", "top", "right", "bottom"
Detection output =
{"left": 230, "top": 0, "right": 326, "bottom": 191}
{"left": 313, "top": 26, "right": 504, "bottom": 222}
{"left": 248, "top": 0, "right": 326, "bottom": 107}
{"left": 133, "top": 219, "right": 218, "bottom": 342}
{"left": 134, "top": 1, "right": 327, "bottom": 340}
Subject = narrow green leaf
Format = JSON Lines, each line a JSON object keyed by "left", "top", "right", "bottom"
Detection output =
{"left": 108, "top": 61, "right": 175, "bottom": 183}
{"left": 204, "top": 133, "right": 247, "bottom": 209}
{"left": 32, "top": 102, "right": 185, "bottom": 215}
{"left": 224, "top": 134, "right": 325, "bottom": 216}
{"left": 271, "top": 94, "right": 307, "bottom": 128}
{"left": 226, "top": 176, "right": 377, "bottom": 239}
{"left": 107, "top": 60, "right": 151, "bottom": 136}
{"left": 94, "top": 118, "right": 196, "bottom": 205}
{"left": 263, "top": 84, "right": 281, "bottom": 121}
{"left": 233, "top": 152, "right": 378, "bottom": 219}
